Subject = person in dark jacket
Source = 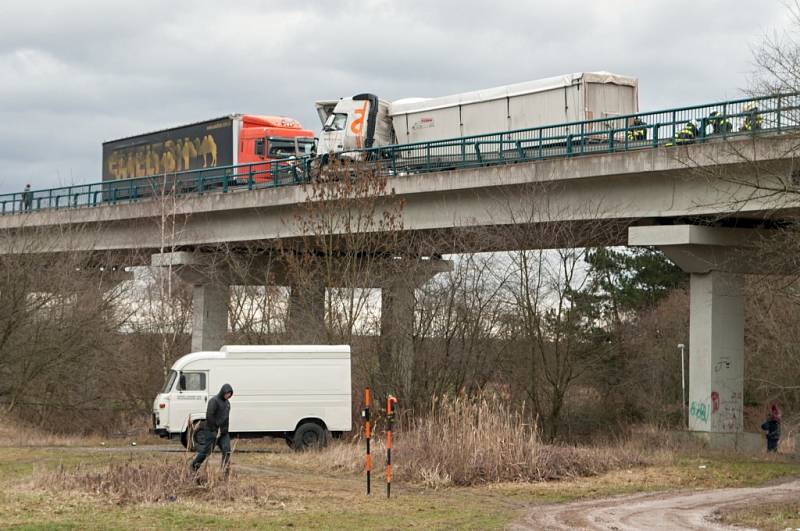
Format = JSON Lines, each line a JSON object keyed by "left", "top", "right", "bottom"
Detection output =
{"left": 191, "top": 383, "right": 233, "bottom": 475}
{"left": 761, "top": 402, "right": 781, "bottom": 452}
{"left": 22, "top": 184, "right": 33, "bottom": 211}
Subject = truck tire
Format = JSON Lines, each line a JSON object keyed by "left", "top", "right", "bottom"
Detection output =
{"left": 292, "top": 422, "right": 327, "bottom": 451}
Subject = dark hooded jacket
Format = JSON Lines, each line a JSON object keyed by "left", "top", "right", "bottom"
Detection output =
{"left": 205, "top": 383, "right": 233, "bottom": 434}
{"left": 761, "top": 403, "right": 782, "bottom": 441}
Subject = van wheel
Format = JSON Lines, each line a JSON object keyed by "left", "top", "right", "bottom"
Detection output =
{"left": 285, "top": 437, "right": 294, "bottom": 449}
{"left": 292, "top": 422, "right": 327, "bottom": 451}
{"left": 184, "top": 421, "right": 201, "bottom": 452}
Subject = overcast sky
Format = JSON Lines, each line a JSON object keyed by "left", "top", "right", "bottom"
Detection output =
{"left": 0, "top": 0, "right": 790, "bottom": 192}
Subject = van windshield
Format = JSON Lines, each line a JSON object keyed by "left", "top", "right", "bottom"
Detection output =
{"left": 324, "top": 113, "right": 347, "bottom": 132}
{"left": 161, "top": 370, "right": 177, "bottom": 393}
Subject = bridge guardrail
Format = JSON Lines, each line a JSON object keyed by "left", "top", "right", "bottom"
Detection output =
{"left": 3, "top": 93, "right": 799, "bottom": 215}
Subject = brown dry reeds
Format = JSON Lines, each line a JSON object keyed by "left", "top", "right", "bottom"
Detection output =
{"left": 316, "top": 394, "right": 667, "bottom": 487}
{"left": 35, "top": 458, "right": 264, "bottom": 505}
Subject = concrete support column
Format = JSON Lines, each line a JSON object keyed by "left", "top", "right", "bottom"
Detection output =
{"left": 688, "top": 271, "right": 744, "bottom": 432}
{"left": 191, "top": 283, "right": 230, "bottom": 352}
{"left": 380, "top": 281, "right": 415, "bottom": 399}
{"left": 286, "top": 278, "right": 326, "bottom": 343}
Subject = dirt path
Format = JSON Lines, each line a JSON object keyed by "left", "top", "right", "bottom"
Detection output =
{"left": 511, "top": 479, "right": 800, "bottom": 530}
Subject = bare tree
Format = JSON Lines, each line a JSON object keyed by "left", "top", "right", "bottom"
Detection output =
{"left": 412, "top": 250, "right": 512, "bottom": 406}
{"left": 0, "top": 222, "right": 135, "bottom": 432}
{"left": 279, "top": 158, "right": 408, "bottom": 358}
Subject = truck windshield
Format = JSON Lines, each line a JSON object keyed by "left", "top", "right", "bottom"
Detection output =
{"left": 323, "top": 113, "right": 347, "bottom": 132}
{"left": 161, "top": 370, "right": 177, "bottom": 393}
{"left": 268, "top": 139, "right": 316, "bottom": 158}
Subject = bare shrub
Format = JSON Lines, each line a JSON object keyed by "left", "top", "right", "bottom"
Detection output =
{"left": 316, "top": 394, "right": 667, "bottom": 486}
{"left": 35, "top": 458, "right": 265, "bottom": 505}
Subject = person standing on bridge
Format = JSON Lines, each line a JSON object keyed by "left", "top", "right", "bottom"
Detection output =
{"left": 191, "top": 383, "right": 234, "bottom": 477}
{"left": 667, "top": 121, "right": 698, "bottom": 146}
{"left": 708, "top": 111, "right": 732, "bottom": 135}
{"left": 741, "top": 102, "right": 763, "bottom": 132}
{"left": 627, "top": 117, "right": 647, "bottom": 142}
{"left": 21, "top": 184, "right": 33, "bottom": 211}
{"left": 760, "top": 402, "right": 781, "bottom": 452}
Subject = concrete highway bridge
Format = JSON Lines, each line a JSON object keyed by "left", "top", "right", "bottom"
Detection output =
{"left": 2, "top": 93, "right": 799, "bottom": 445}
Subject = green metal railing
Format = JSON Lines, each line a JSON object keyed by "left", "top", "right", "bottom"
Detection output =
{"left": 347, "top": 92, "right": 800, "bottom": 174}
{"left": 3, "top": 93, "right": 799, "bottom": 215}
{"left": 1, "top": 158, "right": 312, "bottom": 215}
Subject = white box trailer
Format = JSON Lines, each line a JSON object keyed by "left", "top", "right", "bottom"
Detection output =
{"left": 315, "top": 72, "right": 638, "bottom": 160}
{"left": 151, "top": 345, "right": 352, "bottom": 450}
{"left": 391, "top": 72, "right": 639, "bottom": 145}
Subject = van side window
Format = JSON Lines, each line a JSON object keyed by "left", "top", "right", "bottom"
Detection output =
{"left": 178, "top": 372, "right": 206, "bottom": 391}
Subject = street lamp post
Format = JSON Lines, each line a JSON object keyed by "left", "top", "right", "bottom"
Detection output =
{"left": 678, "top": 343, "right": 686, "bottom": 428}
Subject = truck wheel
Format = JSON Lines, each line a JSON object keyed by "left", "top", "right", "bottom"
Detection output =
{"left": 292, "top": 422, "right": 327, "bottom": 451}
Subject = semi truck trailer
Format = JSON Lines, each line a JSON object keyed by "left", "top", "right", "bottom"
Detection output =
{"left": 102, "top": 114, "right": 316, "bottom": 184}
{"left": 315, "top": 71, "right": 639, "bottom": 160}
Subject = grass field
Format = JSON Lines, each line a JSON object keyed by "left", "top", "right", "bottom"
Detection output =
{"left": 1, "top": 436, "right": 799, "bottom": 530}
{"left": 721, "top": 501, "right": 800, "bottom": 531}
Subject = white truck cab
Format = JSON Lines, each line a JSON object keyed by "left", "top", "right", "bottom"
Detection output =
{"left": 315, "top": 94, "right": 393, "bottom": 159}
{"left": 151, "top": 345, "right": 352, "bottom": 450}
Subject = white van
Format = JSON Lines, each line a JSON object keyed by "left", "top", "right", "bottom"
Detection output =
{"left": 151, "top": 345, "right": 352, "bottom": 450}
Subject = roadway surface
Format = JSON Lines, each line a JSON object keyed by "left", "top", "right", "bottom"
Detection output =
{"left": 511, "top": 478, "right": 800, "bottom": 530}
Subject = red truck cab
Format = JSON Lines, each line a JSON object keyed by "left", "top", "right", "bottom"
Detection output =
{"left": 237, "top": 115, "right": 315, "bottom": 182}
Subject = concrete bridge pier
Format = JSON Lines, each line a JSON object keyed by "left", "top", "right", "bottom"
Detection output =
{"left": 629, "top": 225, "right": 771, "bottom": 450}
{"left": 190, "top": 282, "right": 230, "bottom": 352}
{"left": 379, "top": 258, "right": 453, "bottom": 399}
{"left": 687, "top": 271, "right": 744, "bottom": 432}
{"left": 380, "top": 279, "right": 415, "bottom": 399}
{"left": 286, "top": 278, "right": 327, "bottom": 343}
{"left": 152, "top": 252, "right": 232, "bottom": 352}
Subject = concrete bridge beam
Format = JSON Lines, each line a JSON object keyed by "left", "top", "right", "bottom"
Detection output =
{"left": 152, "top": 251, "right": 452, "bottom": 356}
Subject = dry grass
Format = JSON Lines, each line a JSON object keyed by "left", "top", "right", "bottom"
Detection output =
{"left": 34, "top": 457, "right": 266, "bottom": 505}
{"left": 0, "top": 414, "right": 156, "bottom": 448}
{"left": 311, "top": 395, "right": 671, "bottom": 487}
{"left": 0, "top": 417, "right": 105, "bottom": 447}
{"left": 720, "top": 501, "right": 800, "bottom": 530}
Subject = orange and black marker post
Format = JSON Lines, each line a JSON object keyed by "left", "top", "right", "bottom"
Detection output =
{"left": 363, "top": 388, "right": 371, "bottom": 495}
{"left": 386, "top": 395, "right": 398, "bottom": 499}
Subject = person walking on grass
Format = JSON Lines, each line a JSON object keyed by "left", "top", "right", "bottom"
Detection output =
{"left": 191, "top": 383, "right": 233, "bottom": 477}
{"left": 761, "top": 402, "right": 781, "bottom": 453}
